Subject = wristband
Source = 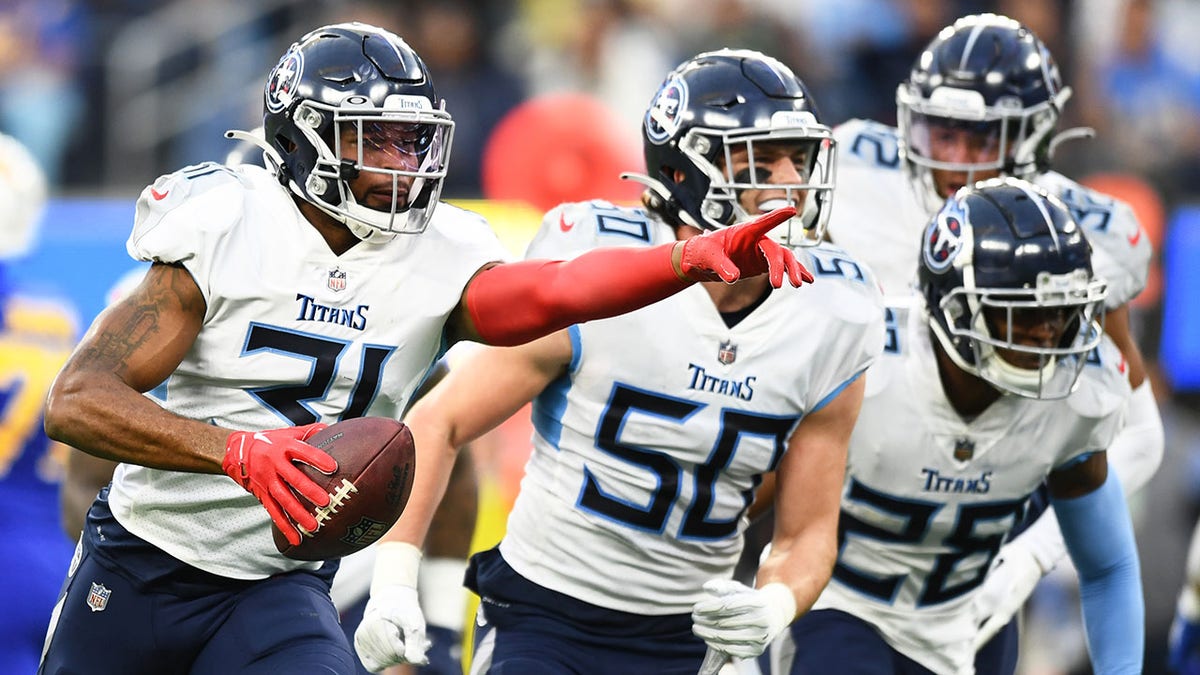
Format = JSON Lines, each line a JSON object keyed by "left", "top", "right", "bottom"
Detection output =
{"left": 371, "top": 541, "right": 422, "bottom": 594}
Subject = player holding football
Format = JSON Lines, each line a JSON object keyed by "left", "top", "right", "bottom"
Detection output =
{"left": 38, "top": 24, "right": 810, "bottom": 675}
{"left": 772, "top": 178, "right": 1142, "bottom": 674}
{"left": 351, "top": 48, "right": 886, "bottom": 674}
{"left": 824, "top": 12, "right": 1162, "bottom": 658}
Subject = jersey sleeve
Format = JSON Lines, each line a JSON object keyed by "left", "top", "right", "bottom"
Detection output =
{"left": 797, "top": 243, "right": 888, "bottom": 412}
{"left": 523, "top": 200, "right": 670, "bottom": 261}
{"left": 833, "top": 119, "right": 903, "bottom": 172}
{"left": 126, "top": 162, "right": 254, "bottom": 298}
{"left": 1040, "top": 172, "right": 1152, "bottom": 309}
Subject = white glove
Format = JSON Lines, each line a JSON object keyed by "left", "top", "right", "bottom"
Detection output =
{"left": 971, "top": 538, "right": 1046, "bottom": 650}
{"left": 353, "top": 542, "right": 432, "bottom": 672}
{"left": 691, "top": 580, "right": 796, "bottom": 659}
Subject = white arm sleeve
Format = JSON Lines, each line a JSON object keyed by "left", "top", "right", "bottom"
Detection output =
{"left": 1105, "top": 379, "right": 1165, "bottom": 495}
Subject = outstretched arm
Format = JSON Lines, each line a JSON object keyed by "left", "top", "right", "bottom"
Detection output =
{"left": 458, "top": 206, "right": 811, "bottom": 345}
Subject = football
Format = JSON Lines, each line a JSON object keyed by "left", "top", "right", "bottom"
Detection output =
{"left": 272, "top": 417, "right": 416, "bottom": 561}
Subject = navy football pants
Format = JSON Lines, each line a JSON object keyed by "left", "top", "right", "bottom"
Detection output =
{"left": 39, "top": 490, "right": 353, "bottom": 674}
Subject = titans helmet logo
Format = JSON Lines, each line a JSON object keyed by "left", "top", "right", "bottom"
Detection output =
{"left": 265, "top": 48, "right": 304, "bottom": 113}
{"left": 645, "top": 76, "right": 687, "bottom": 145}
{"left": 922, "top": 200, "right": 968, "bottom": 273}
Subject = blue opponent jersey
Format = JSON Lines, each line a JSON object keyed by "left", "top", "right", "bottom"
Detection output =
{"left": 0, "top": 291, "right": 79, "bottom": 675}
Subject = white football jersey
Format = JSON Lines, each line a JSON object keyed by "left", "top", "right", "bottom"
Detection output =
{"left": 827, "top": 119, "right": 1151, "bottom": 309}
{"left": 805, "top": 298, "right": 1130, "bottom": 675}
{"left": 107, "top": 163, "right": 508, "bottom": 579}
{"left": 500, "top": 201, "right": 887, "bottom": 614}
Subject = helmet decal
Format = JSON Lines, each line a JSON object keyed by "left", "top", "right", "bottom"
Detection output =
{"left": 923, "top": 200, "right": 967, "bottom": 272}
{"left": 265, "top": 47, "right": 304, "bottom": 114}
{"left": 645, "top": 76, "right": 687, "bottom": 145}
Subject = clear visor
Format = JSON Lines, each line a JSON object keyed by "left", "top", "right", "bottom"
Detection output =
{"left": 903, "top": 112, "right": 1015, "bottom": 173}
{"left": 679, "top": 125, "right": 836, "bottom": 246}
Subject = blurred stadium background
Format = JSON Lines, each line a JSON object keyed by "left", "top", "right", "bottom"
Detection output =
{"left": 7, "top": 0, "right": 1200, "bottom": 672}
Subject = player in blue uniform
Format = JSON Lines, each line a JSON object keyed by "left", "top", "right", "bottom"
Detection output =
{"left": 0, "top": 132, "right": 81, "bottom": 675}
{"left": 352, "top": 49, "right": 886, "bottom": 675}
{"left": 38, "top": 24, "right": 808, "bottom": 675}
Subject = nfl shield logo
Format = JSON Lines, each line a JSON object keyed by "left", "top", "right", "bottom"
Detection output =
{"left": 328, "top": 268, "right": 347, "bottom": 292}
{"left": 87, "top": 582, "right": 111, "bottom": 612}
{"left": 953, "top": 438, "right": 975, "bottom": 461}
{"left": 717, "top": 340, "right": 737, "bottom": 365}
{"left": 341, "top": 516, "right": 388, "bottom": 547}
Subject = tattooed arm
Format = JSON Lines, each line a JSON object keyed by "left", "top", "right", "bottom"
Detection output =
{"left": 44, "top": 263, "right": 230, "bottom": 472}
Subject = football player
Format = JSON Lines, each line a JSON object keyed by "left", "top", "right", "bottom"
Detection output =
{"left": 38, "top": 23, "right": 810, "bottom": 675}
{"left": 773, "top": 178, "right": 1142, "bottom": 674}
{"left": 825, "top": 12, "right": 1162, "bottom": 657}
{"left": 352, "top": 49, "right": 886, "bottom": 674}
{"left": 0, "top": 132, "right": 81, "bottom": 675}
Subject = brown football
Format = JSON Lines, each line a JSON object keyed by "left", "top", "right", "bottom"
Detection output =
{"left": 272, "top": 417, "right": 416, "bottom": 561}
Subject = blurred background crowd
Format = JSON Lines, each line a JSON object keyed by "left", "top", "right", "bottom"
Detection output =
{"left": 4, "top": 0, "right": 1199, "bottom": 673}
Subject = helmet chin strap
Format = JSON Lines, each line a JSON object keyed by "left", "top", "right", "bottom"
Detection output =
{"left": 979, "top": 344, "right": 1057, "bottom": 397}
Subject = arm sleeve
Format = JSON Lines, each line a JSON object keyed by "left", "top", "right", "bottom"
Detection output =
{"left": 1052, "top": 471, "right": 1144, "bottom": 674}
{"left": 1105, "top": 380, "right": 1164, "bottom": 495}
{"left": 464, "top": 243, "right": 687, "bottom": 346}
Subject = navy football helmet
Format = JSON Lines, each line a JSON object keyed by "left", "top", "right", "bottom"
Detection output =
{"left": 625, "top": 49, "right": 835, "bottom": 246}
{"left": 919, "top": 177, "right": 1107, "bottom": 399}
{"left": 238, "top": 23, "right": 453, "bottom": 239}
{"left": 897, "top": 14, "right": 1081, "bottom": 212}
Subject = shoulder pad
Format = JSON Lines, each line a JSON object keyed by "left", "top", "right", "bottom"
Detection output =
{"left": 524, "top": 200, "right": 669, "bottom": 260}
{"left": 798, "top": 242, "right": 885, "bottom": 319}
{"left": 1038, "top": 172, "right": 1151, "bottom": 308}
{"left": 834, "top": 119, "right": 903, "bottom": 172}
{"left": 128, "top": 163, "right": 255, "bottom": 265}
{"left": 860, "top": 297, "right": 921, "bottom": 398}
{"left": 1067, "top": 335, "right": 1132, "bottom": 421}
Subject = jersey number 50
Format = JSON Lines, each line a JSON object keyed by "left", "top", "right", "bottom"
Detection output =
{"left": 579, "top": 383, "right": 796, "bottom": 540}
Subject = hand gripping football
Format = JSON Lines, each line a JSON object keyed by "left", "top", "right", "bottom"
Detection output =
{"left": 271, "top": 417, "right": 416, "bottom": 561}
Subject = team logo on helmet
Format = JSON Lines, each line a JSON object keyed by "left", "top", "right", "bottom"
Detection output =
{"left": 923, "top": 200, "right": 968, "bottom": 273}
{"left": 265, "top": 47, "right": 304, "bottom": 113}
{"left": 645, "top": 76, "right": 687, "bottom": 145}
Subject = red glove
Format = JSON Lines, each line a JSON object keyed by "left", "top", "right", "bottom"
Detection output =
{"left": 677, "top": 206, "right": 814, "bottom": 287}
{"left": 222, "top": 423, "right": 337, "bottom": 546}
